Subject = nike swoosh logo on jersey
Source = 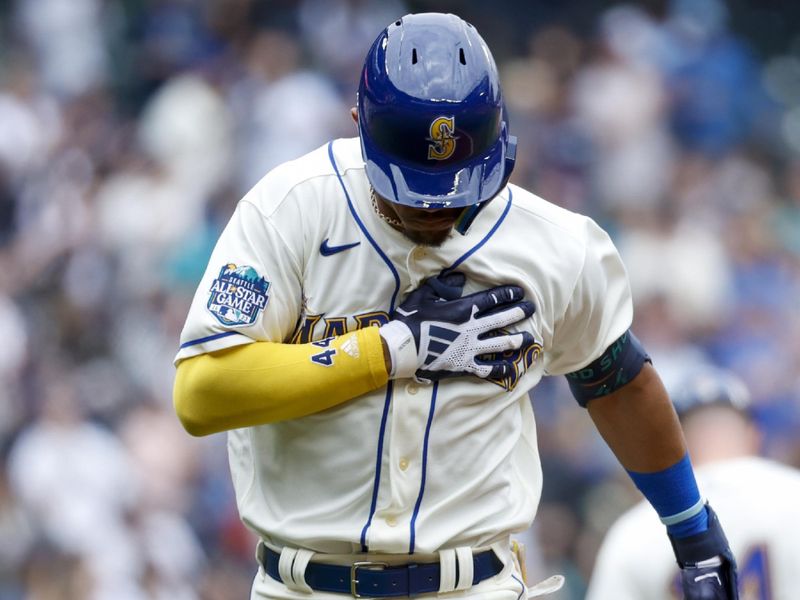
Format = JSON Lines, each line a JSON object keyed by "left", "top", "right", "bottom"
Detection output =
{"left": 320, "top": 239, "right": 361, "bottom": 256}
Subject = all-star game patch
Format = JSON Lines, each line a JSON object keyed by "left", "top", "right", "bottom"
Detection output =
{"left": 207, "top": 264, "right": 270, "bottom": 327}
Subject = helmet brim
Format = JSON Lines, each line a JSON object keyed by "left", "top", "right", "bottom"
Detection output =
{"left": 360, "top": 129, "right": 509, "bottom": 209}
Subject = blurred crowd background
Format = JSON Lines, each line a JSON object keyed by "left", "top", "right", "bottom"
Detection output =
{"left": 0, "top": 0, "right": 798, "bottom": 598}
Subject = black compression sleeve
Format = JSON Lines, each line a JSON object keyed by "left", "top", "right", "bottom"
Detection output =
{"left": 564, "top": 330, "right": 651, "bottom": 407}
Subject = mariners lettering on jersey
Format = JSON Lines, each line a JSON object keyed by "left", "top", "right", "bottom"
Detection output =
{"left": 484, "top": 329, "right": 543, "bottom": 391}
{"left": 294, "top": 314, "right": 542, "bottom": 390}
{"left": 427, "top": 116, "right": 457, "bottom": 160}
{"left": 291, "top": 311, "right": 390, "bottom": 344}
{"left": 207, "top": 264, "right": 270, "bottom": 327}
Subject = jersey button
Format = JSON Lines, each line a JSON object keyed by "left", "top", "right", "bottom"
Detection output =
{"left": 399, "top": 458, "right": 409, "bottom": 471}
{"left": 386, "top": 516, "right": 398, "bottom": 527}
{"left": 406, "top": 383, "right": 418, "bottom": 395}
{"left": 411, "top": 247, "right": 426, "bottom": 260}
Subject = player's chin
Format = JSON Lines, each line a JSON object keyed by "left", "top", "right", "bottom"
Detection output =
{"left": 401, "top": 224, "right": 454, "bottom": 247}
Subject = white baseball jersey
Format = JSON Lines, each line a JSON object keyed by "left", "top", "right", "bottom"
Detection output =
{"left": 176, "top": 137, "right": 632, "bottom": 556}
{"left": 587, "top": 456, "right": 800, "bottom": 600}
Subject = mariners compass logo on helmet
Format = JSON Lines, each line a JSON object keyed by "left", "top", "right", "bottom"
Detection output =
{"left": 207, "top": 264, "right": 270, "bottom": 327}
{"left": 427, "top": 116, "right": 457, "bottom": 160}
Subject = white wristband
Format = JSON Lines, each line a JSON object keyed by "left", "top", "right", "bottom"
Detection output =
{"left": 696, "top": 556, "right": 723, "bottom": 568}
{"left": 378, "top": 321, "right": 417, "bottom": 379}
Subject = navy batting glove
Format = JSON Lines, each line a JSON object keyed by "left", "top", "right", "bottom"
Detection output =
{"left": 423, "top": 270, "right": 466, "bottom": 301}
{"left": 379, "top": 272, "right": 535, "bottom": 383}
{"left": 669, "top": 505, "right": 739, "bottom": 600}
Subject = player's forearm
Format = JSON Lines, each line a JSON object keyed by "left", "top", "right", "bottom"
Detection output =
{"left": 173, "top": 327, "right": 388, "bottom": 436}
{"left": 588, "top": 362, "right": 716, "bottom": 543}
{"left": 587, "top": 362, "right": 687, "bottom": 472}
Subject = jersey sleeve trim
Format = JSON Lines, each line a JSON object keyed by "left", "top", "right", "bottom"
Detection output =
{"left": 180, "top": 330, "right": 245, "bottom": 349}
{"left": 174, "top": 330, "right": 254, "bottom": 364}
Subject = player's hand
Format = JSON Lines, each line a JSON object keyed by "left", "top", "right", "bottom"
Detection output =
{"left": 379, "top": 271, "right": 535, "bottom": 383}
{"left": 669, "top": 505, "right": 739, "bottom": 599}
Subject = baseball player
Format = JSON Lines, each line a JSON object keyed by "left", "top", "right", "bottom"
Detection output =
{"left": 587, "top": 368, "right": 800, "bottom": 600}
{"left": 173, "top": 13, "right": 738, "bottom": 599}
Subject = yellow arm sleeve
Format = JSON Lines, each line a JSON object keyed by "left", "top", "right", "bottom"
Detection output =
{"left": 173, "top": 326, "right": 389, "bottom": 436}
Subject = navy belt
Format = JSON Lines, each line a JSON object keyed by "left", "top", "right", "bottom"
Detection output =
{"left": 261, "top": 546, "right": 503, "bottom": 597}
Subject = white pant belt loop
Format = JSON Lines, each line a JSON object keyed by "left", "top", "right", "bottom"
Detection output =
{"left": 455, "top": 546, "right": 475, "bottom": 591}
{"left": 291, "top": 549, "right": 315, "bottom": 593}
{"left": 279, "top": 546, "right": 314, "bottom": 593}
{"left": 437, "top": 548, "right": 457, "bottom": 593}
{"left": 278, "top": 547, "right": 298, "bottom": 588}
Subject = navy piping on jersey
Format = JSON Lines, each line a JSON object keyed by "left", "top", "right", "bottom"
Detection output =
{"left": 359, "top": 381, "right": 394, "bottom": 551}
{"left": 327, "top": 142, "right": 401, "bottom": 311}
{"left": 512, "top": 575, "right": 525, "bottom": 600}
{"left": 443, "top": 189, "right": 512, "bottom": 276}
{"left": 328, "top": 140, "right": 514, "bottom": 553}
{"left": 409, "top": 381, "right": 439, "bottom": 554}
{"left": 179, "top": 330, "right": 243, "bottom": 349}
{"left": 328, "top": 141, "right": 402, "bottom": 552}
{"left": 408, "top": 192, "right": 512, "bottom": 551}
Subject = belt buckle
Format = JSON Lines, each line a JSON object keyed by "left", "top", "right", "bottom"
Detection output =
{"left": 351, "top": 561, "right": 389, "bottom": 598}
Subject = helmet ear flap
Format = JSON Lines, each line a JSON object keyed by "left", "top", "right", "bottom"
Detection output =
{"left": 497, "top": 119, "right": 516, "bottom": 191}
{"left": 504, "top": 132, "right": 517, "bottom": 181}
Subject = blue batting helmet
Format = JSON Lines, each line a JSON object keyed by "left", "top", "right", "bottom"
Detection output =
{"left": 357, "top": 13, "right": 517, "bottom": 209}
{"left": 670, "top": 367, "right": 751, "bottom": 418}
